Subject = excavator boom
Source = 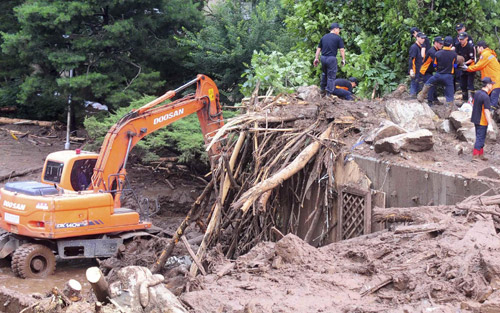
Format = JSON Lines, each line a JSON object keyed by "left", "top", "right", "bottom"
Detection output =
{"left": 91, "top": 74, "right": 224, "bottom": 195}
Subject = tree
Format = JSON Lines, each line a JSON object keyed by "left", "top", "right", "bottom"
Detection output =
{"left": 1, "top": 0, "right": 205, "bottom": 121}
{"left": 179, "top": 0, "right": 295, "bottom": 103}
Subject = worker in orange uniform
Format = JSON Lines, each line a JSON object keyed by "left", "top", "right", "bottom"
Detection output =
{"left": 331, "top": 77, "right": 358, "bottom": 100}
{"left": 419, "top": 36, "right": 444, "bottom": 106}
{"left": 464, "top": 41, "right": 500, "bottom": 109}
{"left": 408, "top": 32, "right": 427, "bottom": 98}
{"left": 471, "top": 77, "right": 495, "bottom": 161}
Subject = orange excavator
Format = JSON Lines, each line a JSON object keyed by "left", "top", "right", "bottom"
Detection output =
{"left": 0, "top": 75, "right": 224, "bottom": 278}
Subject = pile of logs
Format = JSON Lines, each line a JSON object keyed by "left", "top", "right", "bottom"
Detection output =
{"left": 150, "top": 88, "right": 356, "bottom": 275}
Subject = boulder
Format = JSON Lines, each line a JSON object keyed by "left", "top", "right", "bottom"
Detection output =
{"left": 477, "top": 167, "right": 500, "bottom": 179}
{"left": 457, "top": 127, "right": 476, "bottom": 143}
{"left": 365, "top": 120, "right": 408, "bottom": 144}
{"left": 374, "top": 129, "right": 434, "bottom": 154}
{"left": 384, "top": 99, "right": 439, "bottom": 131}
{"left": 438, "top": 119, "right": 454, "bottom": 133}
{"left": 296, "top": 85, "right": 321, "bottom": 102}
{"left": 449, "top": 111, "right": 473, "bottom": 130}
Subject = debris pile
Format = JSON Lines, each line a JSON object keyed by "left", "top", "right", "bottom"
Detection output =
{"left": 181, "top": 194, "right": 500, "bottom": 312}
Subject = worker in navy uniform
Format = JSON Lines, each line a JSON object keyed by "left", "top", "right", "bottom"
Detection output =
{"left": 410, "top": 27, "right": 431, "bottom": 58}
{"left": 408, "top": 32, "right": 427, "bottom": 98}
{"left": 331, "top": 77, "right": 358, "bottom": 100}
{"left": 314, "top": 22, "right": 346, "bottom": 96}
{"left": 455, "top": 32, "right": 476, "bottom": 102}
{"left": 419, "top": 36, "right": 444, "bottom": 106}
{"left": 471, "top": 77, "right": 495, "bottom": 161}
{"left": 418, "top": 36, "right": 458, "bottom": 116}
{"left": 454, "top": 23, "right": 474, "bottom": 47}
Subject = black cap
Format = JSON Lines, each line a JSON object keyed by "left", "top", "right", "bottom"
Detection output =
{"left": 482, "top": 77, "right": 496, "bottom": 85}
{"left": 410, "top": 27, "right": 420, "bottom": 34}
{"left": 433, "top": 36, "right": 444, "bottom": 44}
{"left": 349, "top": 77, "right": 359, "bottom": 85}
{"left": 416, "top": 32, "right": 426, "bottom": 39}
{"left": 330, "top": 22, "right": 342, "bottom": 30}
{"left": 458, "top": 32, "right": 468, "bottom": 40}
{"left": 476, "top": 40, "right": 488, "bottom": 48}
{"left": 455, "top": 23, "right": 464, "bottom": 30}
{"left": 444, "top": 36, "right": 454, "bottom": 46}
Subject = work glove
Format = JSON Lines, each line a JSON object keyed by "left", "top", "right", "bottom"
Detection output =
{"left": 409, "top": 69, "right": 415, "bottom": 78}
{"left": 341, "top": 59, "right": 346, "bottom": 66}
{"left": 462, "top": 64, "right": 468, "bottom": 70}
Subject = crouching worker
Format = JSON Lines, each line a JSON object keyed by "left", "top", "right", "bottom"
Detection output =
{"left": 471, "top": 77, "right": 496, "bottom": 161}
{"left": 331, "top": 77, "right": 358, "bottom": 100}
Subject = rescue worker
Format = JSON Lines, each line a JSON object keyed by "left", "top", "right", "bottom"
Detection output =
{"left": 419, "top": 36, "right": 444, "bottom": 106}
{"left": 410, "top": 27, "right": 431, "bottom": 58}
{"left": 408, "top": 32, "right": 427, "bottom": 98}
{"left": 454, "top": 32, "right": 475, "bottom": 102}
{"left": 471, "top": 77, "right": 495, "bottom": 161}
{"left": 314, "top": 22, "right": 346, "bottom": 96}
{"left": 454, "top": 23, "right": 474, "bottom": 47}
{"left": 331, "top": 77, "right": 358, "bottom": 100}
{"left": 417, "top": 36, "right": 457, "bottom": 116}
{"left": 464, "top": 41, "right": 500, "bottom": 109}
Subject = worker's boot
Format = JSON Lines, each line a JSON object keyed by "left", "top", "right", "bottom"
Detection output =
{"left": 472, "top": 148, "right": 480, "bottom": 162}
{"left": 467, "top": 90, "right": 474, "bottom": 104}
{"left": 462, "top": 91, "right": 468, "bottom": 102}
{"left": 479, "top": 148, "right": 489, "bottom": 161}
{"left": 417, "top": 84, "right": 431, "bottom": 103}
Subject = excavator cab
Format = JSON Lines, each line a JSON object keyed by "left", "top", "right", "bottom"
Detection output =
{"left": 41, "top": 150, "right": 99, "bottom": 192}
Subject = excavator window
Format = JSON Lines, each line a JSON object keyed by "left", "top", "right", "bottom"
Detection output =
{"left": 44, "top": 161, "right": 64, "bottom": 183}
{"left": 70, "top": 159, "right": 97, "bottom": 191}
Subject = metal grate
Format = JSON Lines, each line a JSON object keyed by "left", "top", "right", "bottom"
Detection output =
{"left": 337, "top": 186, "right": 371, "bottom": 241}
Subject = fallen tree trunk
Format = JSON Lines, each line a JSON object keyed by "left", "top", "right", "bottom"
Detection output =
{"left": 0, "top": 167, "right": 42, "bottom": 183}
{"left": 233, "top": 123, "right": 333, "bottom": 213}
{"left": 0, "top": 117, "right": 56, "bottom": 127}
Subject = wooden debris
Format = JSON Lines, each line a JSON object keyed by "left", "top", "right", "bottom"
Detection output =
{"left": 360, "top": 275, "right": 393, "bottom": 296}
{"left": 63, "top": 279, "right": 82, "bottom": 302}
{"left": 86, "top": 267, "right": 110, "bottom": 303}
{"left": 0, "top": 117, "right": 56, "bottom": 127}
{"left": 0, "top": 167, "right": 42, "bottom": 183}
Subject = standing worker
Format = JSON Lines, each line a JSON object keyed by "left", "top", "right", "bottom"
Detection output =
{"left": 408, "top": 32, "right": 427, "bottom": 99}
{"left": 331, "top": 77, "right": 358, "bottom": 100}
{"left": 419, "top": 36, "right": 444, "bottom": 106}
{"left": 464, "top": 41, "right": 500, "bottom": 109}
{"left": 410, "top": 27, "right": 431, "bottom": 58}
{"left": 471, "top": 77, "right": 495, "bottom": 161}
{"left": 418, "top": 36, "right": 458, "bottom": 116}
{"left": 454, "top": 23, "right": 474, "bottom": 47}
{"left": 455, "top": 32, "right": 476, "bottom": 102}
{"left": 314, "top": 22, "right": 346, "bottom": 96}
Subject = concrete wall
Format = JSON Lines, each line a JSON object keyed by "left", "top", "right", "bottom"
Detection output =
{"left": 353, "top": 155, "right": 500, "bottom": 208}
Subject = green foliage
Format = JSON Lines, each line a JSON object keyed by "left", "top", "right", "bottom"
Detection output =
{"left": 1, "top": 0, "right": 205, "bottom": 120}
{"left": 241, "top": 50, "right": 316, "bottom": 97}
{"left": 84, "top": 94, "right": 238, "bottom": 166}
{"left": 279, "top": 0, "right": 500, "bottom": 98}
{"left": 179, "top": 0, "right": 296, "bottom": 103}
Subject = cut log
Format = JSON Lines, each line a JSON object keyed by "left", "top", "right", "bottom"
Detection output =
{"left": 394, "top": 222, "right": 447, "bottom": 234}
{"left": 86, "top": 267, "right": 110, "bottom": 303}
{"left": 63, "top": 279, "right": 82, "bottom": 302}
{"left": 0, "top": 117, "right": 56, "bottom": 127}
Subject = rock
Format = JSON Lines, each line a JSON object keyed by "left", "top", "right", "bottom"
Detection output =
{"left": 478, "top": 167, "right": 500, "bottom": 179}
{"left": 365, "top": 120, "right": 408, "bottom": 144}
{"left": 438, "top": 119, "right": 454, "bottom": 133}
{"left": 374, "top": 129, "right": 434, "bottom": 154}
{"left": 457, "top": 127, "right": 476, "bottom": 143}
{"left": 296, "top": 85, "right": 321, "bottom": 102}
{"left": 449, "top": 111, "right": 473, "bottom": 129}
{"left": 384, "top": 99, "right": 439, "bottom": 131}
{"left": 459, "top": 102, "right": 473, "bottom": 113}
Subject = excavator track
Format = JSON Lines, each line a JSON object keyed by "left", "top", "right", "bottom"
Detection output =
{"left": 11, "top": 243, "right": 56, "bottom": 279}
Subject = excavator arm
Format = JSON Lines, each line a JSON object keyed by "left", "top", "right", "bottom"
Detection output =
{"left": 90, "top": 74, "right": 224, "bottom": 198}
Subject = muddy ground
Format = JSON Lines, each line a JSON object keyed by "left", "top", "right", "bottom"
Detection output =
{"left": 1, "top": 90, "right": 500, "bottom": 312}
